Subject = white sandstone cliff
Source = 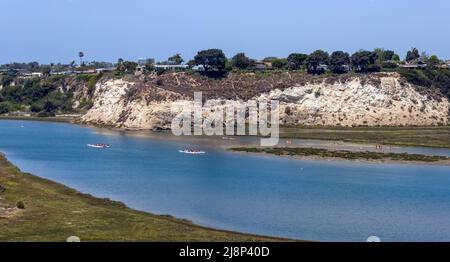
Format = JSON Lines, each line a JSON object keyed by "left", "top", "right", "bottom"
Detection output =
{"left": 82, "top": 73, "right": 449, "bottom": 129}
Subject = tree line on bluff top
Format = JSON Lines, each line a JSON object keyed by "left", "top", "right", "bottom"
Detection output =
{"left": 1, "top": 47, "right": 443, "bottom": 76}
{"left": 39, "top": 47, "right": 441, "bottom": 75}
{"left": 181, "top": 47, "right": 443, "bottom": 74}
{"left": 0, "top": 47, "right": 449, "bottom": 116}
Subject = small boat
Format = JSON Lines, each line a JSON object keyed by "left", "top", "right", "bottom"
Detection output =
{"left": 87, "top": 143, "right": 111, "bottom": 149}
{"left": 179, "top": 149, "right": 206, "bottom": 155}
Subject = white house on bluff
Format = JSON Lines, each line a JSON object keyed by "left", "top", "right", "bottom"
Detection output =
{"left": 155, "top": 64, "right": 189, "bottom": 71}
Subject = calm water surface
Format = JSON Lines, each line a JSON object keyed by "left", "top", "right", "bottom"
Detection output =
{"left": 1, "top": 120, "right": 450, "bottom": 241}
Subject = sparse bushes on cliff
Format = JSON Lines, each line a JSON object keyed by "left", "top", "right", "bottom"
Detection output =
{"left": 0, "top": 101, "right": 12, "bottom": 114}
{"left": 380, "top": 61, "right": 398, "bottom": 70}
{"left": 0, "top": 102, "right": 11, "bottom": 114}
{"left": 398, "top": 68, "right": 450, "bottom": 98}
{"left": 366, "top": 64, "right": 381, "bottom": 73}
{"left": 0, "top": 77, "right": 74, "bottom": 114}
{"left": 0, "top": 79, "right": 53, "bottom": 104}
{"left": 78, "top": 98, "right": 93, "bottom": 110}
{"left": 398, "top": 69, "right": 433, "bottom": 87}
{"left": 430, "top": 70, "right": 450, "bottom": 98}
{"left": 16, "top": 201, "right": 25, "bottom": 209}
{"left": 87, "top": 73, "right": 102, "bottom": 95}
{"left": 1, "top": 75, "right": 14, "bottom": 87}
{"left": 0, "top": 100, "right": 21, "bottom": 113}
{"left": 30, "top": 101, "right": 44, "bottom": 112}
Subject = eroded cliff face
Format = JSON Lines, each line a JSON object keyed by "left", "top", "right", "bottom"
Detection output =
{"left": 81, "top": 72, "right": 449, "bottom": 129}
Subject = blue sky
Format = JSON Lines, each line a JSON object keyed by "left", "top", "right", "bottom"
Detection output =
{"left": 0, "top": 0, "right": 449, "bottom": 64}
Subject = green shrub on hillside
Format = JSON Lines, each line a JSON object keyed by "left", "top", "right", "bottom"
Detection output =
{"left": 398, "top": 68, "right": 450, "bottom": 98}
{"left": 381, "top": 61, "right": 398, "bottom": 69}
{"left": 16, "top": 201, "right": 25, "bottom": 209}
{"left": 0, "top": 101, "right": 12, "bottom": 114}
{"left": 0, "top": 77, "right": 74, "bottom": 114}
{"left": 1, "top": 75, "right": 14, "bottom": 87}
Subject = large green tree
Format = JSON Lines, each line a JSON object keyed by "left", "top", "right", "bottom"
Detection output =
{"left": 406, "top": 48, "right": 420, "bottom": 62}
{"left": 78, "top": 51, "right": 85, "bottom": 66}
{"left": 351, "top": 50, "right": 377, "bottom": 72}
{"left": 306, "top": 50, "right": 329, "bottom": 73}
{"left": 374, "top": 48, "right": 396, "bottom": 62}
{"left": 194, "top": 49, "right": 227, "bottom": 72}
{"left": 428, "top": 55, "right": 441, "bottom": 68}
{"left": 231, "top": 53, "right": 254, "bottom": 69}
{"left": 329, "top": 51, "right": 350, "bottom": 73}
{"left": 144, "top": 61, "right": 155, "bottom": 72}
{"left": 392, "top": 54, "right": 401, "bottom": 61}
{"left": 117, "top": 61, "right": 138, "bottom": 73}
{"left": 287, "top": 53, "right": 308, "bottom": 70}
{"left": 271, "top": 58, "right": 288, "bottom": 69}
{"left": 168, "top": 54, "right": 184, "bottom": 65}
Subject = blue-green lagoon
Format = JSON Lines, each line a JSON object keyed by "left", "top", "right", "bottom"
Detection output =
{"left": 1, "top": 120, "right": 450, "bottom": 241}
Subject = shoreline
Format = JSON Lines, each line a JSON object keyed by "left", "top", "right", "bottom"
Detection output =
{"left": 1, "top": 117, "right": 449, "bottom": 164}
{"left": 1, "top": 116, "right": 450, "bottom": 149}
{"left": 0, "top": 152, "right": 294, "bottom": 242}
{"left": 0, "top": 115, "right": 78, "bottom": 124}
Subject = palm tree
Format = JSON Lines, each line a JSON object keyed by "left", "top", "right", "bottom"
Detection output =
{"left": 78, "top": 51, "right": 84, "bottom": 66}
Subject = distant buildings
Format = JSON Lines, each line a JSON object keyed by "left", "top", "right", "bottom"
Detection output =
{"left": 31, "top": 72, "right": 43, "bottom": 77}
{"left": 317, "top": 64, "right": 329, "bottom": 71}
{"left": 400, "top": 63, "right": 427, "bottom": 69}
{"left": 1, "top": 55, "right": 449, "bottom": 79}
{"left": 50, "top": 67, "right": 115, "bottom": 75}
{"left": 95, "top": 67, "right": 116, "bottom": 73}
{"left": 251, "top": 61, "right": 272, "bottom": 70}
{"left": 0, "top": 69, "right": 43, "bottom": 78}
{"left": 155, "top": 64, "right": 189, "bottom": 71}
{"left": 251, "top": 62, "right": 267, "bottom": 70}
{"left": 50, "top": 70, "right": 73, "bottom": 76}
{"left": 191, "top": 65, "right": 205, "bottom": 71}
{"left": 74, "top": 69, "right": 97, "bottom": 74}
{"left": 445, "top": 60, "right": 450, "bottom": 68}
{"left": 0, "top": 68, "right": 11, "bottom": 75}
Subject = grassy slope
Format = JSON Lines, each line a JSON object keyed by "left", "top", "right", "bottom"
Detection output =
{"left": 280, "top": 126, "right": 450, "bottom": 148}
{"left": 0, "top": 155, "right": 285, "bottom": 242}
